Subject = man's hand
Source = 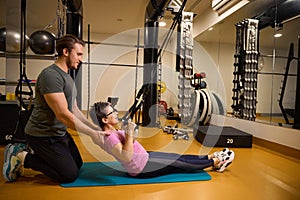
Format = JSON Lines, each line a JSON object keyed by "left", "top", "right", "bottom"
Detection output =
{"left": 91, "top": 130, "right": 110, "bottom": 148}
{"left": 97, "top": 130, "right": 111, "bottom": 136}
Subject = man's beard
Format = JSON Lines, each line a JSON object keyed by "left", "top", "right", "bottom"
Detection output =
{"left": 66, "top": 55, "right": 76, "bottom": 70}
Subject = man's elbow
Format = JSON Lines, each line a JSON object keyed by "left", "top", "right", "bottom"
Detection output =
{"left": 56, "top": 113, "right": 73, "bottom": 127}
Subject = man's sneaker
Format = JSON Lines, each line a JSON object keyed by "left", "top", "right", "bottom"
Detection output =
{"left": 213, "top": 148, "right": 229, "bottom": 158}
{"left": 3, "top": 143, "right": 26, "bottom": 182}
{"left": 214, "top": 150, "right": 235, "bottom": 172}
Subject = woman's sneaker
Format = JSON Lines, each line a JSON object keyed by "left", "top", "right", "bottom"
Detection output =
{"left": 213, "top": 148, "right": 229, "bottom": 158}
{"left": 214, "top": 150, "right": 235, "bottom": 172}
{"left": 2, "top": 143, "right": 26, "bottom": 182}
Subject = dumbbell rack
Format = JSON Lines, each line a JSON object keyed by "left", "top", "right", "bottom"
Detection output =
{"left": 232, "top": 19, "right": 259, "bottom": 121}
{"left": 177, "top": 12, "right": 195, "bottom": 126}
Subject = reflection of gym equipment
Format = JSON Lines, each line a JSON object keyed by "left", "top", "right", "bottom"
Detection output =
{"left": 232, "top": 18, "right": 259, "bottom": 121}
{"left": 194, "top": 125, "right": 252, "bottom": 148}
{"left": 255, "top": 0, "right": 300, "bottom": 30}
{"left": 254, "top": 1, "right": 300, "bottom": 130}
{"left": 201, "top": 18, "right": 257, "bottom": 148}
{"left": 278, "top": 41, "right": 299, "bottom": 127}
{"left": 294, "top": 36, "right": 300, "bottom": 130}
{"left": 194, "top": 94, "right": 253, "bottom": 148}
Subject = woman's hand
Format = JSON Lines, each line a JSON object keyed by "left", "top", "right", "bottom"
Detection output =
{"left": 126, "top": 120, "right": 136, "bottom": 136}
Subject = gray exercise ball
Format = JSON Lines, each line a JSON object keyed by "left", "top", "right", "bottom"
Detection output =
{"left": 0, "top": 28, "right": 29, "bottom": 53}
{"left": 29, "top": 30, "right": 55, "bottom": 54}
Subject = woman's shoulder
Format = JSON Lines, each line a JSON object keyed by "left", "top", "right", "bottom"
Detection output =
{"left": 104, "top": 130, "right": 124, "bottom": 148}
{"left": 116, "top": 129, "right": 125, "bottom": 135}
{"left": 106, "top": 130, "right": 125, "bottom": 139}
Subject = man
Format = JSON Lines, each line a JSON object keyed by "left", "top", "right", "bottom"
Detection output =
{"left": 2, "top": 34, "right": 108, "bottom": 183}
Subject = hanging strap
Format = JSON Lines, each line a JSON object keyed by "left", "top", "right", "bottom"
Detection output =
{"left": 122, "top": 84, "right": 151, "bottom": 122}
{"left": 15, "top": 70, "right": 34, "bottom": 111}
{"left": 15, "top": 0, "right": 34, "bottom": 111}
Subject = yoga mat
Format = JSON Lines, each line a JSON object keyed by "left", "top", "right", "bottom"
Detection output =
{"left": 61, "top": 162, "right": 211, "bottom": 187}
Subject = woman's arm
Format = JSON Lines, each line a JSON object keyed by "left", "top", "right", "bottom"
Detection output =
{"left": 110, "top": 121, "right": 136, "bottom": 163}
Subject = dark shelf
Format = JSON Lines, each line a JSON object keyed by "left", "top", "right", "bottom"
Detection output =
{"left": 0, "top": 52, "right": 56, "bottom": 60}
{"left": 0, "top": 81, "right": 36, "bottom": 86}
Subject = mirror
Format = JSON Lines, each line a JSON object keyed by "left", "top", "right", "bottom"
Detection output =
{"left": 258, "top": 16, "right": 299, "bottom": 127}
{"left": 195, "top": 0, "right": 300, "bottom": 129}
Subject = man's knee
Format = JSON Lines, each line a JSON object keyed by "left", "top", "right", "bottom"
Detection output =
{"left": 58, "top": 168, "right": 79, "bottom": 183}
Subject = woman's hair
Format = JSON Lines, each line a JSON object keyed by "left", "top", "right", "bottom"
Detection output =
{"left": 90, "top": 101, "right": 110, "bottom": 129}
{"left": 56, "top": 34, "right": 85, "bottom": 57}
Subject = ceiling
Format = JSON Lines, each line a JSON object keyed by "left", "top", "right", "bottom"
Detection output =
{"left": 0, "top": 0, "right": 210, "bottom": 35}
{"left": 196, "top": 0, "right": 300, "bottom": 49}
{"left": 1, "top": 0, "right": 299, "bottom": 48}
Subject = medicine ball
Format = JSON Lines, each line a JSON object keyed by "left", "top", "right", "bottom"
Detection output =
{"left": 0, "top": 28, "right": 29, "bottom": 53}
{"left": 29, "top": 30, "right": 55, "bottom": 54}
{"left": 159, "top": 100, "right": 168, "bottom": 114}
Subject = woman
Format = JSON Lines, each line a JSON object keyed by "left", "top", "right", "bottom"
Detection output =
{"left": 90, "top": 101, "right": 235, "bottom": 178}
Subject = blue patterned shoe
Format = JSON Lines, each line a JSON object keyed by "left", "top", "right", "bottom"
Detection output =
{"left": 2, "top": 143, "right": 26, "bottom": 182}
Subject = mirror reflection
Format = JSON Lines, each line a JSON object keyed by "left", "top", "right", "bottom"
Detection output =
{"left": 195, "top": 0, "right": 300, "bottom": 129}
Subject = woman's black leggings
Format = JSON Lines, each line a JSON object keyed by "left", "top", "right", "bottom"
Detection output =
{"left": 136, "top": 152, "right": 213, "bottom": 178}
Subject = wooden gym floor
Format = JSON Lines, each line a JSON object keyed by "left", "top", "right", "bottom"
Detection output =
{"left": 0, "top": 117, "right": 299, "bottom": 200}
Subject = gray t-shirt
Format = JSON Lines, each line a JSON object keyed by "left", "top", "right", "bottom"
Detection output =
{"left": 25, "top": 64, "right": 77, "bottom": 137}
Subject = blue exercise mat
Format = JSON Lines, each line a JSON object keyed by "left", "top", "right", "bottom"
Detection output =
{"left": 61, "top": 162, "right": 211, "bottom": 187}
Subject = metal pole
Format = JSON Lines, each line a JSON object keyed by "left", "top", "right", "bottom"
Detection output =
{"left": 87, "top": 24, "right": 90, "bottom": 118}
{"left": 134, "top": 29, "right": 140, "bottom": 100}
{"left": 142, "top": 20, "right": 159, "bottom": 127}
{"left": 134, "top": 29, "right": 140, "bottom": 123}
